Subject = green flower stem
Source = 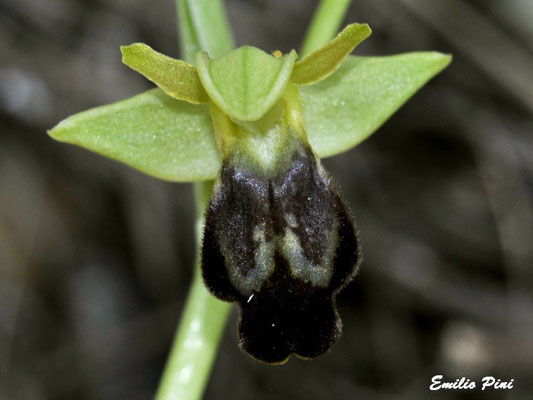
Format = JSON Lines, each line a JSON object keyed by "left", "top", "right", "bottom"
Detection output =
{"left": 155, "top": 182, "right": 231, "bottom": 400}
{"left": 156, "top": 1, "right": 234, "bottom": 399}
{"left": 154, "top": 269, "right": 231, "bottom": 400}
{"left": 175, "top": 0, "right": 234, "bottom": 63}
{"left": 300, "top": 0, "right": 352, "bottom": 57}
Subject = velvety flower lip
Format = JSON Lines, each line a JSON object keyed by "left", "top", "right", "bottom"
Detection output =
{"left": 201, "top": 139, "right": 360, "bottom": 364}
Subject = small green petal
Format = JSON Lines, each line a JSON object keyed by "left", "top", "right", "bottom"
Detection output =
{"left": 196, "top": 46, "right": 298, "bottom": 121}
{"left": 121, "top": 43, "right": 208, "bottom": 104}
{"left": 292, "top": 23, "right": 372, "bottom": 86}
{"left": 303, "top": 53, "right": 452, "bottom": 158}
{"left": 48, "top": 88, "right": 220, "bottom": 182}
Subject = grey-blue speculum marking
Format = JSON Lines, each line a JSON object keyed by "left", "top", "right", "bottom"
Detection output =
{"left": 201, "top": 85, "right": 361, "bottom": 364}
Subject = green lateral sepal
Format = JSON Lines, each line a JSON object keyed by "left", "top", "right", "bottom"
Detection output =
{"left": 292, "top": 23, "right": 372, "bottom": 86}
{"left": 196, "top": 46, "right": 298, "bottom": 122}
{"left": 303, "top": 52, "right": 452, "bottom": 157}
{"left": 121, "top": 43, "right": 209, "bottom": 104}
{"left": 48, "top": 88, "right": 220, "bottom": 182}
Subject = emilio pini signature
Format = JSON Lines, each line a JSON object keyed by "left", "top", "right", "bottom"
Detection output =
{"left": 430, "top": 375, "right": 515, "bottom": 391}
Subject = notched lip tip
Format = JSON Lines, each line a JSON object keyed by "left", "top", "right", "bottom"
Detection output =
{"left": 244, "top": 349, "right": 291, "bottom": 366}
{"left": 245, "top": 349, "right": 334, "bottom": 365}
{"left": 241, "top": 339, "right": 336, "bottom": 365}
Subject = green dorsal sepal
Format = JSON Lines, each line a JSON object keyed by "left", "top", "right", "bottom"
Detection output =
{"left": 196, "top": 46, "right": 298, "bottom": 122}
{"left": 121, "top": 43, "right": 208, "bottom": 104}
{"left": 292, "top": 23, "right": 372, "bottom": 86}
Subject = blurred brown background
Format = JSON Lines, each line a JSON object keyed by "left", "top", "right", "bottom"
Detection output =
{"left": 1, "top": 0, "right": 532, "bottom": 399}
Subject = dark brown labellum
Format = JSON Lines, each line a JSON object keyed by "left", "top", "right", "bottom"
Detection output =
{"left": 201, "top": 138, "right": 360, "bottom": 364}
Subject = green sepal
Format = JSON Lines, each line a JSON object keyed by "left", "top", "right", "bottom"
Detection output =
{"left": 121, "top": 43, "right": 208, "bottom": 104}
{"left": 292, "top": 23, "right": 371, "bottom": 86}
{"left": 48, "top": 52, "right": 451, "bottom": 182}
{"left": 196, "top": 46, "right": 298, "bottom": 121}
{"left": 48, "top": 88, "right": 220, "bottom": 182}
{"left": 303, "top": 53, "right": 452, "bottom": 158}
